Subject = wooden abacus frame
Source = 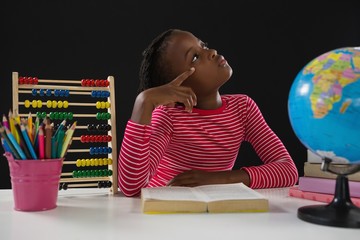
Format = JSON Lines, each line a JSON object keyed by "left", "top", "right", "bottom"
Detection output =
{"left": 12, "top": 72, "right": 118, "bottom": 194}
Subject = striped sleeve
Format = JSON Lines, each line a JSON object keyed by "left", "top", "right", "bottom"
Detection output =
{"left": 118, "top": 109, "right": 173, "bottom": 197}
{"left": 241, "top": 97, "right": 298, "bottom": 188}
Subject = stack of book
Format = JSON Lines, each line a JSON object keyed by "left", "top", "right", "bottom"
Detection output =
{"left": 289, "top": 149, "right": 360, "bottom": 206}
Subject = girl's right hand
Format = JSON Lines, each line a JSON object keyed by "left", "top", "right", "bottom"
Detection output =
{"left": 131, "top": 68, "right": 197, "bottom": 124}
{"left": 143, "top": 67, "right": 197, "bottom": 112}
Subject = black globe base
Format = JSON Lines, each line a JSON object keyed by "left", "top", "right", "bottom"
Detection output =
{"left": 297, "top": 173, "right": 360, "bottom": 228}
{"left": 298, "top": 202, "right": 360, "bottom": 228}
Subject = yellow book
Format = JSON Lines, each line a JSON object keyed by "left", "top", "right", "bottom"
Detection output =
{"left": 141, "top": 183, "right": 269, "bottom": 214}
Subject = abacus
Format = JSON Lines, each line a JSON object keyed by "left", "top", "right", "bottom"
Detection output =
{"left": 12, "top": 72, "right": 118, "bottom": 194}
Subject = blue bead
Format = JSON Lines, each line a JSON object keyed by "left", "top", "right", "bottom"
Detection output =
{"left": 32, "top": 89, "right": 37, "bottom": 96}
{"left": 54, "top": 89, "right": 60, "bottom": 97}
{"left": 91, "top": 91, "right": 96, "bottom": 98}
{"left": 39, "top": 89, "right": 45, "bottom": 96}
{"left": 46, "top": 89, "right": 52, "bottom": 96}
{"left": 65, "top": 90, "right": 70, "bottom": 97}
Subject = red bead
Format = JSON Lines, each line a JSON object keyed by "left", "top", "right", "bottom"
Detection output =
{"left": 105, "top": 80, "right": 110, "bottom": 87}
{"left": 94, "top": 79, "right": 99, "bottom": 87}
{"left": 81, "top": 79, "right": 86, "bottom": 86}
{"left": 33, "top": 77, "right": 38, "bottom": 84}
{"left": 107, "top": 135, "right": 112, "bottom": 142}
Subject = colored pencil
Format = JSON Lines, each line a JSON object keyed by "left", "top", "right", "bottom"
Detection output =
{"left": 20, "top": 124, "right": 37, "bottom": 159}
{"left": 0, "top": 126, "right": 21, "bottom": 159}
{"left": 56, "top": 129, "right": 65, "bottom": 158}
{"left": 2, "top": 114, "right": 9, "bottom": 130}
{"left": 60, "top": 121, "right": 76, "bottom": 158}
{"left": 13, "top": 121, "right": 32, "bottom": 159}
{"left": 27, "top": 112, "right": 33, "bottom": 144}
{"left": 38, "top": 126, "right": 45, "bottom": 159}
{"left": 53, "top": 119, "right": 66, "bottom": 139}
{"left": 1, "top": 137, "right": 11, "bottom": 152}
{"left": 4, "top": 126, "right": 26, "bottom": 160}
{"left": 8, "top": 110, "right": 20, "bottom": 144}
{"left": 45, "top": 119, "right": 52, "bottom": 159}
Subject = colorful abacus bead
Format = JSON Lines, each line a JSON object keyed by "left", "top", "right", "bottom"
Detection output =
{"left": 98, "top": 181, "right": 112, "bottom": 188}
{"left": 72, "top": 169, "right": 112, "bottom": 178}
{"left": 24, "top": 100, "right": 30, "bottom": 108}
{"left": 19, "top": 76, "right": 38, "bottom": 85}
{"left": 59, "top": 183, "right": 68, "bottom": 190}
{"left": 54, "top": 89, "right": 60, "bottom": 97}
{"left": 36, "top": 111, "right": 47, "bottom": 119}
{"left": 96, "top": 112, "right": 111, "bottom": 120}
{"left": 87, "top": 124, "right": 96, "bottom": 131}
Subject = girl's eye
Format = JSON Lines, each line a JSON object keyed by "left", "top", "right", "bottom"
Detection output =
{"left": 192, "top": 54, "right": 199, "bottom": 63}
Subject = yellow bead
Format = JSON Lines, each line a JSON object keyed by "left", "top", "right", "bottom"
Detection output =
{"left": 63, "top": 101, "right": 69, "bottom": 108}
{"left": 46, "top": 100, "right": 52, "bottom": 108}
{"left": 108, "top": 158, "right": 113, "bottom": 165}
{"left": 57, "top": 101, "right": 63, "bottom": 108}
{"left": 52, "top": 100, "right": 57, "bottom": 108}
{"left": 37, "top": 100, "right": 42, "bottom": 108}
{"left": 86, "top": 159, "right": 91, "bottom": 166}
{"left": 90, "top": 159, "right": 95, "bottom": 166}
{"left": 96, "top": 101, "right": 101, "bottom": 109}
{"left": 94, "top": 158, "right": 99, "bottom": 166}
{"left": 105, "top": 102, "right": 110, "bottom": 108}
{"left": 103, "top": 158, "right": 108, "bottom": 165}
{"left": 101, "top": 102, "right": 106, "bottom": 109}
{"left": 24, "top": 100, "right": 30, "bottom": 108}
{"left": 81, "top": 159, "right": 86, "bottom": 167}
{"left": 99, "top": 158, "right": 103, "bottom": 166}
{"left": 32, "top": 100, "right": 37, "bottom": 108}
{"left": 76, "top": 159, "right": 81, "bottom": 167}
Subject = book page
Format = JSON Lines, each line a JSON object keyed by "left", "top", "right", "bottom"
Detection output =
{"left": 195, "top": 183, "right": 267, "bottom": 202}
{"left": 141, "top": 186, "right": 203, "bottom": 201}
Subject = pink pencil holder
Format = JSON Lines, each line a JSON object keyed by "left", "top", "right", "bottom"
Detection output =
{"left": 4, "top": 152, "right": 64, "bottom": 211}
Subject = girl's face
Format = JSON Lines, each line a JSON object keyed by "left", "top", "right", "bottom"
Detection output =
{"left": 164, "top": 30, "right": 233, "bottom": 98}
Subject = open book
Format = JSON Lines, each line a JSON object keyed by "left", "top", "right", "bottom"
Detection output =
{"left": 141, "top": 183, "right": 269, "bottom": 213}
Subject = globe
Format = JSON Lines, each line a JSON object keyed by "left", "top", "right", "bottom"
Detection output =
{"left": 288, "top": 47, "right": 360, "bottom": 164}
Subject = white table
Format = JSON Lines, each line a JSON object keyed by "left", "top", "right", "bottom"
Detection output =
{"left": 0, "top": 187, "right": 358, "bottom": 240}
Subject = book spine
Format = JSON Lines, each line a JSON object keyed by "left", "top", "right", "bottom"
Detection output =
{"left": 298, "top": 177, "right": 360, "bottom": 198}
{"left": 304, "top": 162, "right": 360, "bottom": 182}
{"left": 288, "top": 186, "right": 360, "bottom": 207}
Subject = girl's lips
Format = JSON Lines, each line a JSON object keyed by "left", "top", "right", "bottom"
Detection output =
{"left": 218, "top": 55, "right": 227, "bottom": 66}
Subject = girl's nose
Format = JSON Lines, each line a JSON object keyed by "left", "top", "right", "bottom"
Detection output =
{"left": 208, "top": 49, "right": 217, "bottom": 60}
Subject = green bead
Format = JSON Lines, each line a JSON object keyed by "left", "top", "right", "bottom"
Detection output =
{"left": 67, "top": 112, "right": 73, "bottom": 120}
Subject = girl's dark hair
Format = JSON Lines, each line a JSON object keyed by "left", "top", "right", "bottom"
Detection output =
{"left": 138, "top": 29, "right": 176, "bottom": 93}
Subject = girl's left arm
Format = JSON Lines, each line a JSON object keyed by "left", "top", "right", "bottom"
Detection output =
{"left": 241, "top": 97, "right": 299, "bottom": 188}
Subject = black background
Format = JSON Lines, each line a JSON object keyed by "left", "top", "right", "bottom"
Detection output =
{"left": 1, "top": 0, "right": 359, "bottom": 189}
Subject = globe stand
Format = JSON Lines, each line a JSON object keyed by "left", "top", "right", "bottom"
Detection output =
{"left": 298, "top": 157, "right": 360, "bottom": 228}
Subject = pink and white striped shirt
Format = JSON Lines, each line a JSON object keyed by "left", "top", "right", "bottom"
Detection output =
{"left": 118, "top": 94, "right": 298, "bottom": 197}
